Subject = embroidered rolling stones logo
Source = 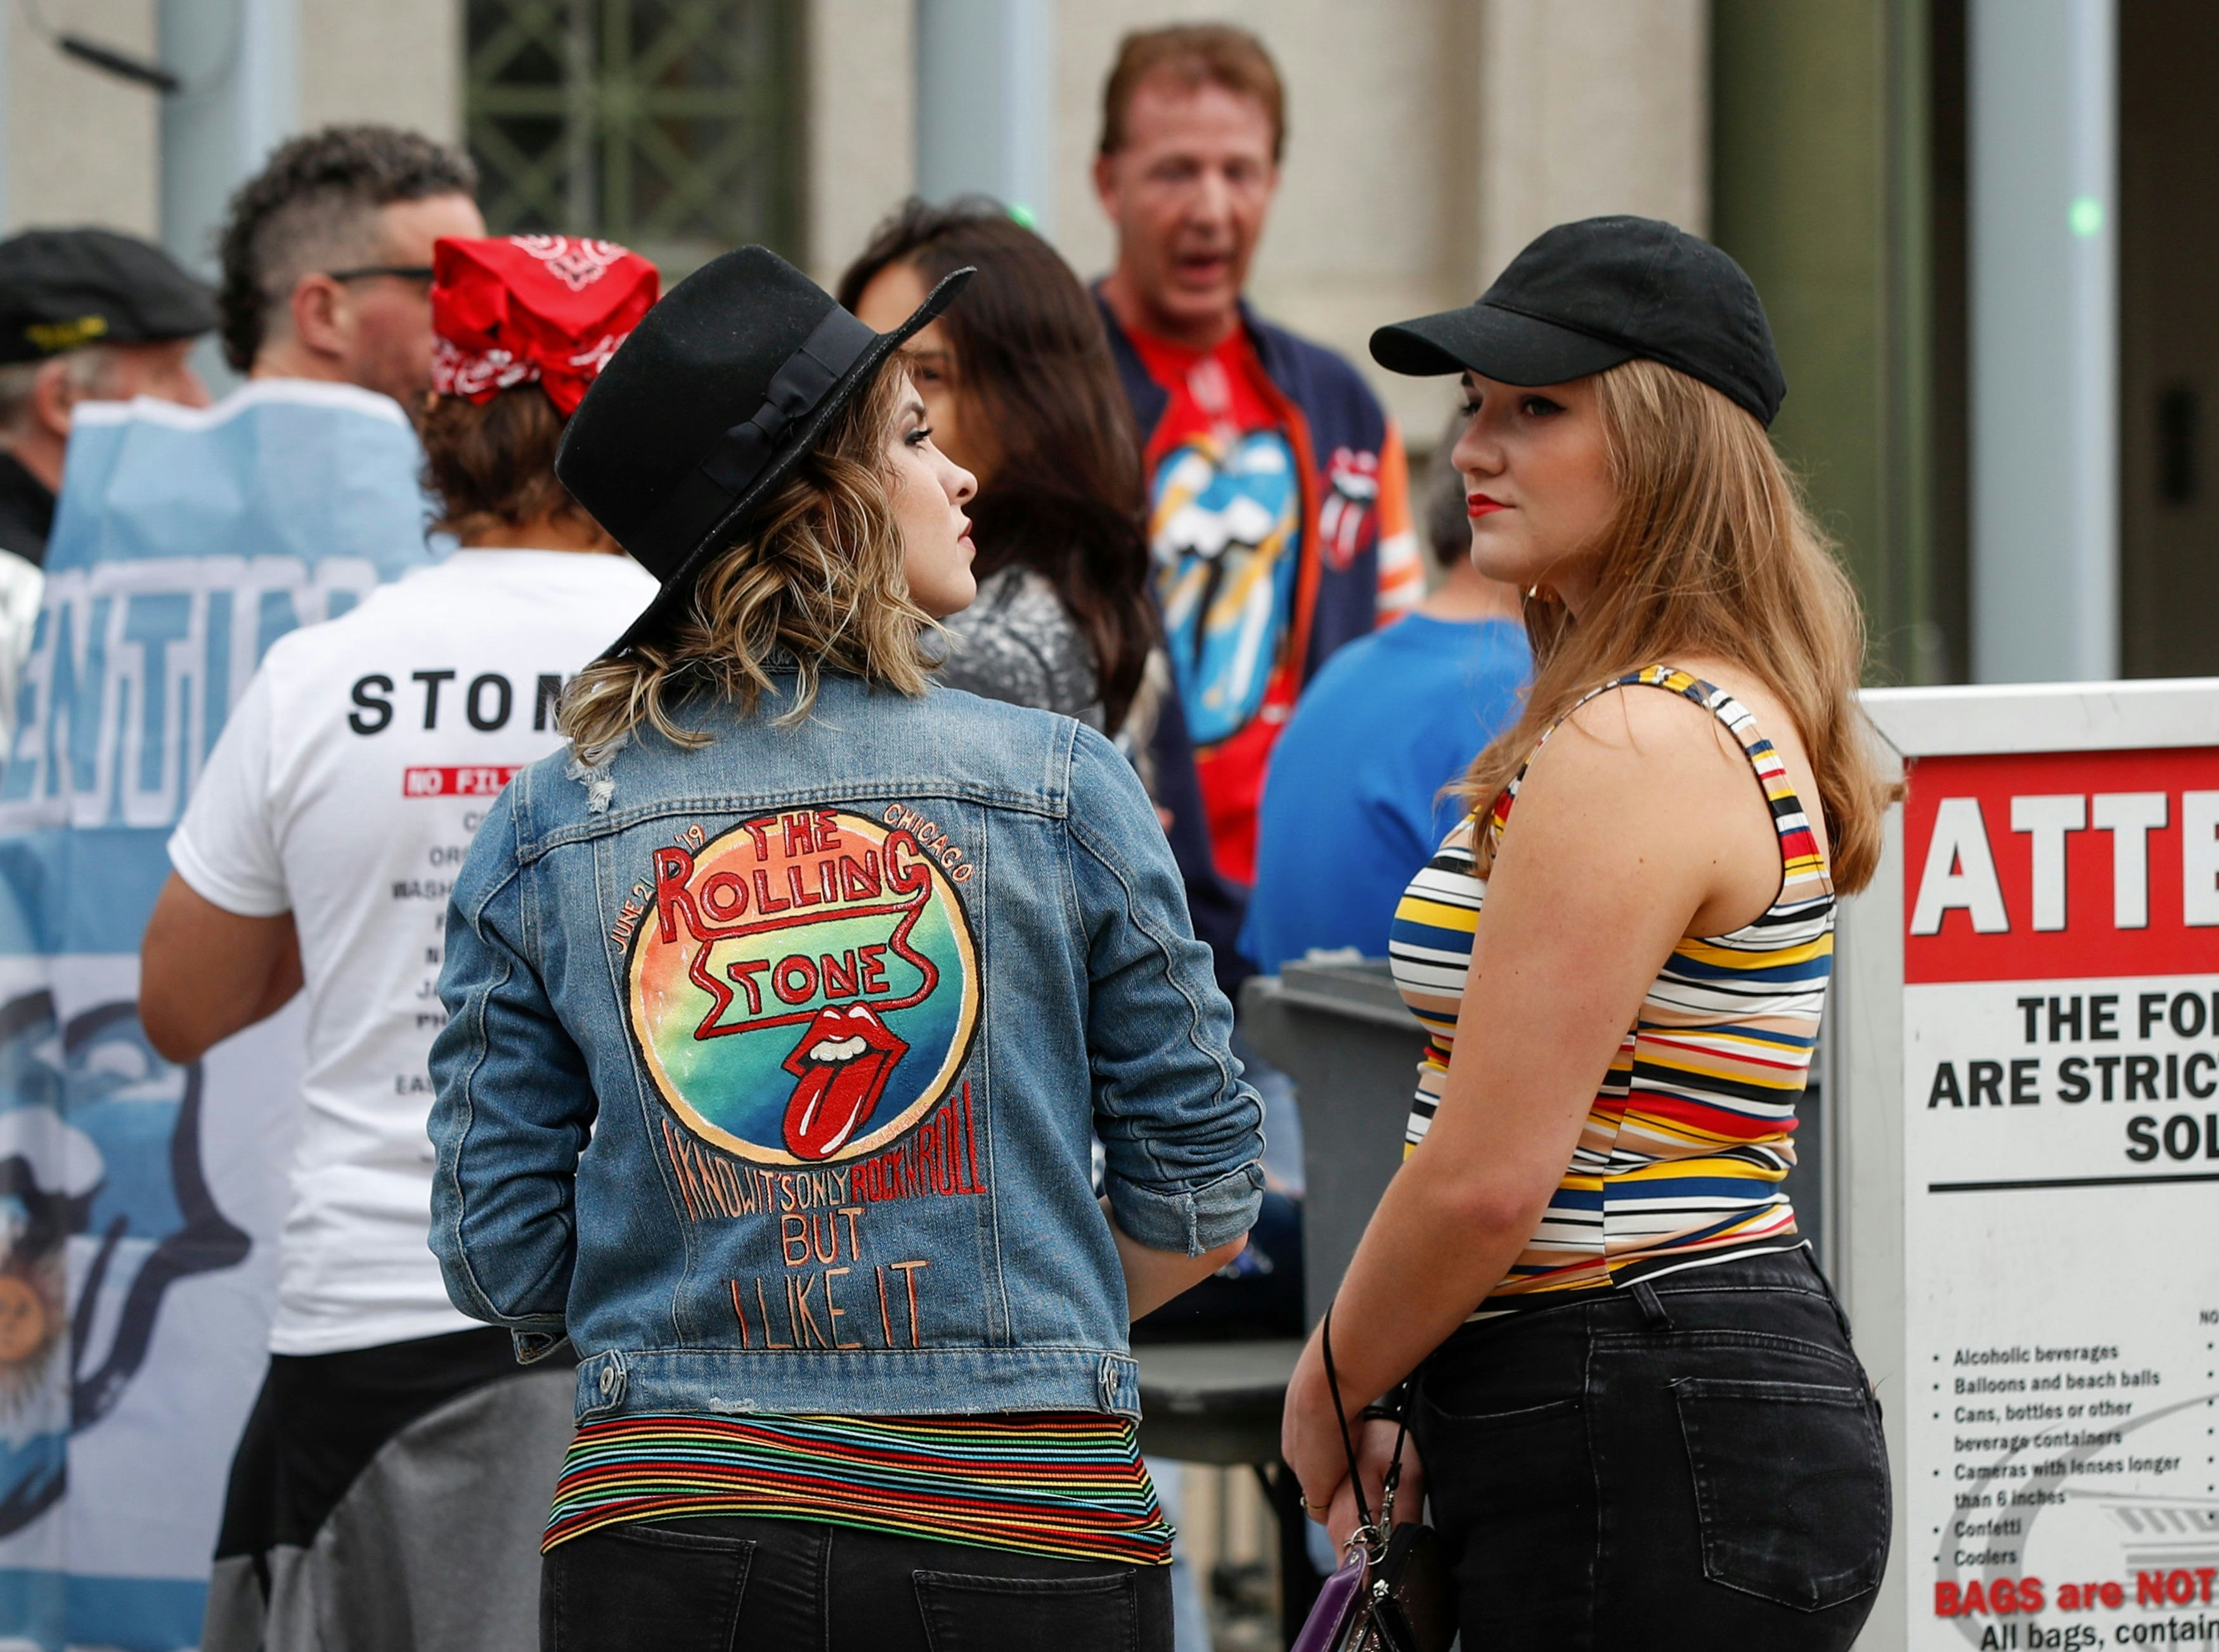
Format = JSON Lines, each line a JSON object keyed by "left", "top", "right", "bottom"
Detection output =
{"left": 629, "top": 810, "right": 978, "bottom": 1166}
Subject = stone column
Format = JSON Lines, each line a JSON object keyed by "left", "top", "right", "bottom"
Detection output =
{"left": 297, "top": 0, "right": 461, "bottom": 141}
{"left": 805, "top": 0, "right": 918, "bottom": 283}
{"left": 1472, "top": 0, "right": 1709, "bottom": 293}
{"left": 1969, "top": 0, "right": 2118, "bottom": 682}
{"left": 916, "top": 0, "right": 1057, "bottom": 235}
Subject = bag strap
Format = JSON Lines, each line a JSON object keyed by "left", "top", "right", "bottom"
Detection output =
{"left": 1321, "top": 1307, "right": 1413, "bottom": 1555}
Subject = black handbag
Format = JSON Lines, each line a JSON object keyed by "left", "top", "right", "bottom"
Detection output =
{"left": 1288, "top": 1308, "right": 1454, "bottom": 1652}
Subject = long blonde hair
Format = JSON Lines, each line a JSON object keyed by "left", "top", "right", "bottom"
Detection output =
{"left": 1458, "top": 358, "right": 1898, "bottom": 893}
{"left": 560, "top": 365, "right": 932, "bottom": 763}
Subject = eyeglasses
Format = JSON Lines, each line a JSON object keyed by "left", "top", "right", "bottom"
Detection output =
{"left": 324, "top": 265, "right": 436, "bottom": 284}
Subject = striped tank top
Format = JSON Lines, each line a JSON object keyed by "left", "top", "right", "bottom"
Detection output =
{"left": 543, "top": 1411, "right": 1173, "bottom": 1565}
{"left": 1388, "top": 667, "right": 1832, "bottom": 1313}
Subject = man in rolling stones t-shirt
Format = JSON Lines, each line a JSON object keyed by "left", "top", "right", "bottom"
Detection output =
{"left": 139, "top": 235, "right": 659, "bottom": 1652}
{"left": 1090, "top": 26, "right": 1421, "bottom": 996}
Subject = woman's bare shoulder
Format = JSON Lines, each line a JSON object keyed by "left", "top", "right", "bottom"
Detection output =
{"left": 1495, "top": 687, "right": 1734, "bottom": 856}
{"left": 1538, "top": 664, "right": 1818, "bottom": 796}
{"left": 1499, "top": 674, "right": 1785, "bottom": 928}
{"left": 1660, "top": 658, "right": 1832, "bottom": 862}
{"left": 1537, "top": 674, "right": 1749, "bottom": 780}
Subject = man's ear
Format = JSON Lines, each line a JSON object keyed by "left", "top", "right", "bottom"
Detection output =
{"left": 288, "top": 273, "right": 350, "bottom": 362}
{"left": 1092, "top": 151, "right": 1120, "bottom": 214}
{"left": 29, "top": 358, "right": 77, "bottom": 439}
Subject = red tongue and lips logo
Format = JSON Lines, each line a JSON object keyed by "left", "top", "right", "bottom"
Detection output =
{"left": 637, "top": 810, "right": 978, "bottom": 1166}
{"left": 781, "top": 1003, "right": 911, "bottom": 1160}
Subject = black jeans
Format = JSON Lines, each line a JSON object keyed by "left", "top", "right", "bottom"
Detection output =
{"left": 1411, "top": 1248, "right": 1889, "bottom": 1650}
{"left": 540, "top": 1515, "right": 1174, "bottom": 1652}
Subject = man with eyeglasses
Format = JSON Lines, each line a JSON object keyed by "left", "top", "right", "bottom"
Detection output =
{"left": 0, "top": 126, "right": 481, "bottom": 1648}
{"left": 221, "top": 125, "right": 483, "bottom": 405}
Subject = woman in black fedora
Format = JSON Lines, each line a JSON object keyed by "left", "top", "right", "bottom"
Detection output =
{"left": 1281, "top": 216, "right": 1898, "bottom": 1646}
{"left": 423, "top": 246, "right": 1264, "bottom": 1651}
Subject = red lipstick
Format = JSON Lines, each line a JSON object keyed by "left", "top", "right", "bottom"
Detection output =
{"left": 1467, "top": 494, "right": 1508, "bottom": 519}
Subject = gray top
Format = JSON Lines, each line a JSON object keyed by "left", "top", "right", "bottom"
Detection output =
{"left": 932, "top": 564, "right": 1104, "bottom": 730}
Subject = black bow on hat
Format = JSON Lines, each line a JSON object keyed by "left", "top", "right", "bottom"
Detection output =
{"left": 557, "top": 245, "right": 973, "bottom": 659}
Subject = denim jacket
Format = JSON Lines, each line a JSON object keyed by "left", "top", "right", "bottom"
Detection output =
{"left": 427, "top": 670, "right": 1265, "bottom": 1425}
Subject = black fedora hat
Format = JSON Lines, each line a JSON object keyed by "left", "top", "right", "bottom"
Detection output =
{"left": 557, "top": 245, "right": 973, "bottom": 658}
{"left": 1369, "top": 215, "right": 1785, "bottom": 427}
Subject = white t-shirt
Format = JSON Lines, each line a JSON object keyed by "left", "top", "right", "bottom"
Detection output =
{"left": 169, "top": 550, "right": 657, "bottom": 1355}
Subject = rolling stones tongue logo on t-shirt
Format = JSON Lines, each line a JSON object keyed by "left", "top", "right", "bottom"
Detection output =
{"left": 628, "top": 810, "right": 978, "bottom": 1165}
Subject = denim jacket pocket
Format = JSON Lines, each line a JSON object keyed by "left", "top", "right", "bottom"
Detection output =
{"left": 1672, "top": 1375, "right": 1890, "bottom": 1611}
{"left": 512, "top": 1326, "right": 571, "bottom": 1365}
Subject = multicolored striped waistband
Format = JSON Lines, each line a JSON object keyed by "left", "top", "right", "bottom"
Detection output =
{"left": 545, "top": 1410, "right": 1175, "bottom": 1566}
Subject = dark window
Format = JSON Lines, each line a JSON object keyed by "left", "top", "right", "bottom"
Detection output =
{"left": 465, "top": 0, "right": 800, "bottom": 276}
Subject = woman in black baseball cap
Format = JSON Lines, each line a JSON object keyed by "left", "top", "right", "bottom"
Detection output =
{"left": 1283, "top": 217, "right": 1896, "bottom": 1646}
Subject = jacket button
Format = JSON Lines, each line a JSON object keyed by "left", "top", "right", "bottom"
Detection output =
{"left": 598, "top": 1366, "right": 618, "bottom": 1396}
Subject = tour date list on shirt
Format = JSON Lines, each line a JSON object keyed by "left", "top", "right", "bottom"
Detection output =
{"left": 353, "top": 664, "right": 567, "bottom": 1062}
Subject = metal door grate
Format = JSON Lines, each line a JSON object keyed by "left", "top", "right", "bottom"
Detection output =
{"left": 465, "top": 0, "right": 800, "bottom": 278}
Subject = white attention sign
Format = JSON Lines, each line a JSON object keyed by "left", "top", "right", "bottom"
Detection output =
{"left": 1839, "top": 683, "right": 2219, "bottom": 1651}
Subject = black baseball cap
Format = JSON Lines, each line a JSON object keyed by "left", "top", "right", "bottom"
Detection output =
{"left": 0, "top": 227, "right": 217, "bottom": 366}
{"left": 1369, "top": 215, "right": 1786, "bottom": 427}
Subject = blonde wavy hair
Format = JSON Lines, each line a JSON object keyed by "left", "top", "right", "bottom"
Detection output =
{"left": 1458, "top": 357, "right": 1899, "bottom": 894}
{"left": 560, "top": 364, "right": 933, "bottom": 763}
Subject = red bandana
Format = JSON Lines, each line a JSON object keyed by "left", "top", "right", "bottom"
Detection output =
{"left": 430, "top": 235, "right": 660, "bottom": 415}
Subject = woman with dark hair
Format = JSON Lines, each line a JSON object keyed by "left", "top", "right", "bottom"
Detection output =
{"left": 139, "top": 234, "right": 661, "bottom": 1652}
{"left": 838, "top": 199, "right": 1255, "bottom": 1005}
{"left": 838, "top": 198, "right": 1155, "bottom": 739}
{"left": 425, "top": 247, "right": 1261, "bottom": 1650}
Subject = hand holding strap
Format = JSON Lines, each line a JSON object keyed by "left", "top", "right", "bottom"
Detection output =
{"left": 1321, "top": 1307, "right": 1413, "bottom": 1560}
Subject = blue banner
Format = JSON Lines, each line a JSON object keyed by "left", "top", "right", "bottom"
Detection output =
{"left": 0, "top": 382, "right": 439, "bottom": 1650}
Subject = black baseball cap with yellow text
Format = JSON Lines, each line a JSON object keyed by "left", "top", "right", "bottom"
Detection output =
{"left": 0, "top": 227, "right": 216, "bottom": 366}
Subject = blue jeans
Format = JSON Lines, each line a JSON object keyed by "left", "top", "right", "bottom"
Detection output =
{"left": 540, "top": 1516, "right": 1174, "bottom": 1651}
{"left": 1411, "top": 1248, "right": 1890, "bottom": 1649}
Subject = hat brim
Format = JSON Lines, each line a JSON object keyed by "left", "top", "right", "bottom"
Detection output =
{"left": 1369, "top": 301, "right": 1633, "bottom": 387}
{"left": 599, "top": 265, "right": 975, "bottom": 661}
